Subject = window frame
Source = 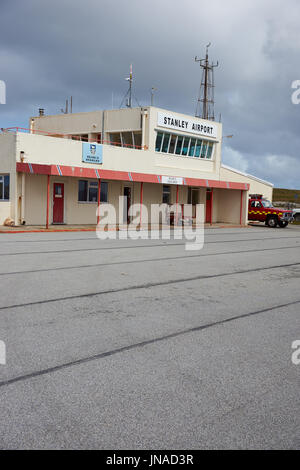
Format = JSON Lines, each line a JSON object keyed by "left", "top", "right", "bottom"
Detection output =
{"left": 109, "top": 131, "right": 142, "bottom": 150}
{"left": 0, "top": 174, "right": 9, "bottom": 201}
{"left": 162, "top": 185, "right": 171, "bottom": 204}
{"left": 78, "top": 179, "right": 108, "bottom": 204}
{"left": 155, "top": 130, "right": 215, "bottom": 160}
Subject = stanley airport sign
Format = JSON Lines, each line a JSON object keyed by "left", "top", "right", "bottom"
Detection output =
{"left": 157, "top": 112, "right": 217, "bottom": 138}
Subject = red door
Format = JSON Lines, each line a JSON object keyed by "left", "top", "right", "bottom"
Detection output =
{"left": 53, "top": 183, "right": 64, "bottom": 224}
{"left": 205, "top": 190, "right": 212, "bottom": 223}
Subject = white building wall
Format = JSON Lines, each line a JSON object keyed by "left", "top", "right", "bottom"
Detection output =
{"left": 30, "top": 110, "right": 103, "bottom": 136}
{"left": 16, "top": 132, "right": 222, "bottom": 181}
{"left": 215, "top": 189, "right": 242, "bottom": 224}
{"left": 24, "top": 174, "right": 47, "bottom": 225}
{"left": 0, "top": 133, "right": 17, "bottom": 224}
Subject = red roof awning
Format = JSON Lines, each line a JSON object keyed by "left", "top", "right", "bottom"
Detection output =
{"left": 16, "top": 162, "right": 250, "bottom": 191}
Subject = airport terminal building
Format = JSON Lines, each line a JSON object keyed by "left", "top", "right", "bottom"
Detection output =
{"left": 0, "top": 106, "right": 273, "bottom": 227}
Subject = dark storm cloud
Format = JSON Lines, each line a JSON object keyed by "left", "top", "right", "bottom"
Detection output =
{"left": 0, "top": 0, "right": 300, "bottom": 188}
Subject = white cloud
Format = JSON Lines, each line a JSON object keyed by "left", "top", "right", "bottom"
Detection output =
{"left": 222, "top": 145, "right": 300, "bottom": 188}
{"left": 222, "top": 146, "right": 249, "bottom": 173}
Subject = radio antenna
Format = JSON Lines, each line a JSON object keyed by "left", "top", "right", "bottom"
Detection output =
{"left": 120, "top": 64, "right": 140, "bottom": 108}
{"left": 195, "top": 43, "right": 218, "bottom": 120}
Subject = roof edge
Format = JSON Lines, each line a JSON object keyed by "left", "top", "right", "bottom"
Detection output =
{"left": 221, "top": 164, "right": 274, "bottom": 187}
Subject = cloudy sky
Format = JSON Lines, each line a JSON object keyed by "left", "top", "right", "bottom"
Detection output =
{"left": 1, "top": 0, "right": 300, "bottom": 188}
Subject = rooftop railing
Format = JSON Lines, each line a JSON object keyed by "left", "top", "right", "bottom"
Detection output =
{"left": 0, "top": 127, "right": 146, "bottom": 150}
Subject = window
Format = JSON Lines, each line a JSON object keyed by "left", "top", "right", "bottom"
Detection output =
{"left": 162, "top": 185, "right": 171, "bottom": 204}
{"left": 161, "top": 133, "right": 171, "bottom": 153}
{"left": 155, "top": 132, "right": 163, "bottom": 152}
{"left": 71, "top": 134, "right": 89, "bottom": 142}
{"left": 195, "top": 139, "right": 202, "bottom": 158}
{"left": 109, "top": 131, "right": 142, "bottom": 149}
{"left": 261, "top": 199, "right": 273, "bottom": 208}
{"left": 175, "top": 135, "right": 183, "bottom": 155}
{"left": 110, "top": 133, "right": 122, "bottom": 147}
{"left": 200, "top": 141, "right": 208, "bottom": 158}
{"left": 206, "top": 142, "right": 213, "bottom": 159}
{"left": 78, "top": 180, "right": 108, "bottom": 203}
{"left": 133, "top": 132, "right": 142, "bottom": 149}
{"left": 181, "top": 137, "right": 189, "bottom": 156}
{"left": 122, "top": 132, "right": 133, "bottom": 148}
{"left": 188, "top": 138, "right": 196, "bottom": 157}
{"left": 0, "top": 175, "right": 9, "bottom": 200}
{"left": 155, "top": 131, "right": 214, "bottom": 160}
{"left": 90, "top": 133, "right": 101, "bottom": 144}
{"left": 88, "top": 181, "right": 98, "bottom": 202}
{"left": 78, "top": 180, "right": 88, "bottom": 201}
{"left": 169, "top": 135, "right": 177, "bottom": 154}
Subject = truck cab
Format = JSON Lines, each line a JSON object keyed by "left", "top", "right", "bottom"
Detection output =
{"left": 248, "top": 194, "right": 294, "bottom": 228}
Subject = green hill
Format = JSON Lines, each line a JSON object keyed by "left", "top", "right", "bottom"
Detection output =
{"left": 273, "top": 188, "right": 300, "bottom": 203}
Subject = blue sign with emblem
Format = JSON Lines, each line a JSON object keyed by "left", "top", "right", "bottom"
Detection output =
{"left": 82, "top": 142, "right": 103, "bottom": 164}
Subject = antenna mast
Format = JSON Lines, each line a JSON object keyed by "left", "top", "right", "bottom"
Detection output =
{"left": 120, "top": 64, "right": 140, "bottom": 108}
{"left": 128, "top": 64, "right": 132, "bottom": 108}
{"left": 195, "top": 43, "right": 218, "bottom": 120}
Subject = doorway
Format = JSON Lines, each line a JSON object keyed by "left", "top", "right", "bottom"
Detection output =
{"left": 123, "top": 186, "right": 132, "bottom": 224}
{"left": 188, "top": 188, "right": 200, "bottom": 218}
{"left": 191, "top": 188, "right": 199, "bottom": 218}
{"left": 53, "top": 183, "right": 64, "bottom": 224}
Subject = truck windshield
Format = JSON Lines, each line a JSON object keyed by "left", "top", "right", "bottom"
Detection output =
{"left": 261, "top": 200, "right": 273, "bottom": 208}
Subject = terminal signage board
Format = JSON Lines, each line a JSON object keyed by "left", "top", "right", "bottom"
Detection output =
{"left": 157, "top": 112, "right": 218, "bottom": 138}
{"left": 161, "top": 176, "right": 183, "bottom": 185}
{"left": 82, "top": 142, "right": 103, "bottom": 164}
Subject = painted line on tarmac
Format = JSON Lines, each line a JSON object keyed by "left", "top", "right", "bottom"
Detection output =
{"left": 0, "top": 244, "right": 299, "bottom": 277}
{"left": 0, "top": 261, "right": 299, "bottom": 312}
{"left": 0, "top": 297, "right": 299, "bottom": 389}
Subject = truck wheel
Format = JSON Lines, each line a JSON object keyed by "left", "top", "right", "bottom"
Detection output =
{"left": 266, "top": 216, "right": 278, "bottom": 227}
{"left": 278, "top": 220, "right": 288, "bottom": 228}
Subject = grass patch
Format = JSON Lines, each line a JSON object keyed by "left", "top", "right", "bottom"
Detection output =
{"left": 273, "top": 187, "right": 300, "bottom": 203}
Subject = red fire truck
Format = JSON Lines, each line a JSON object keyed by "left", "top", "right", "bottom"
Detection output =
{"left": 248, "top": 194, "right": 294, "bottom": 228}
